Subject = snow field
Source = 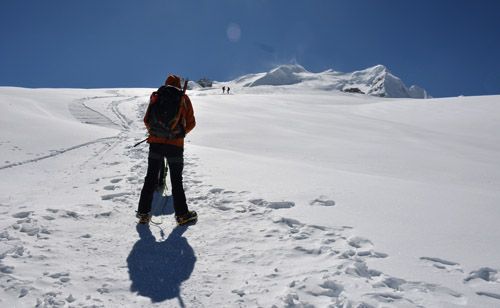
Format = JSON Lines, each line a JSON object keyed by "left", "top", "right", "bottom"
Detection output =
{"left": 0, "top": 86, "right": 499, "bottom": 307}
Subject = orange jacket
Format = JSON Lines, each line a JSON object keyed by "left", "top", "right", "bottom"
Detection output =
{"left": 144, "top": 91, "right": 196, "bottom": 148}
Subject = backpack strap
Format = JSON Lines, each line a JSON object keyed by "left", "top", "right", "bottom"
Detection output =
{"left": 143, "top": 91, "right": 159, "bottom": 128}
{"left": 169, "top": 95, "right": 188, "bottom": 130}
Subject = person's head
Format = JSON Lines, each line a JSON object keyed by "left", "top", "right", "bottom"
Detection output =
{"left": 165, "top": 75, "right": 181, "bottom": 89}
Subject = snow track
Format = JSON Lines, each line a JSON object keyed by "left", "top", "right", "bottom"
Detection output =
{"left": 0, "top": 136, "right": 118, "bottom": 171}
{"left": 0, "top": 92, "right": 139, "bottom": 171}
{"left": 69, "top": 96, "right": 121, "bottom": 129}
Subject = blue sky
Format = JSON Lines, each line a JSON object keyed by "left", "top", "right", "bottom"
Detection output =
{"left": 1, "top": 0, "right": 499, "bottom": 97}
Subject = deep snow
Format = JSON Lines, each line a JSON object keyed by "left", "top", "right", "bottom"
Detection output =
{"left": 0, "top": 84, "right": 499, "bottom": 307}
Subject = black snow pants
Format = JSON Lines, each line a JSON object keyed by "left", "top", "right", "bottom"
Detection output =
{"left": 137, "top": 143, "right": 188, "bottom": 216}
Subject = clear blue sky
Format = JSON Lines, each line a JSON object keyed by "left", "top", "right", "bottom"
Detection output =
{"left": 1, "top": 0, "right": 499, "bottom": 97}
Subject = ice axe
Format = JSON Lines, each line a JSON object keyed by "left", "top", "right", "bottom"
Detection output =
{"left": 133, "top": 138, "right": 148, "bottom": 147}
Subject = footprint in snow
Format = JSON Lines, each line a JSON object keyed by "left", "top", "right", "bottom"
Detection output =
{"left": 248, "top": 198, "right": 266, "bottom": 206}
{"left": 267, "top": 201, "right": 295, "bottom": 209}
{"left": 209, "top": 188, "right": 224, "bottom": 194}
{"left": 310, "top": 197, "right": 336, "bottom": 207}
{"left": 12, "top": 211, "right": 33, "bottom": 219}
{"left": 48, "top": 272, "right": 71, "bottom": 283}
{"left": 97, "top": 284, "right": 111, "bottom": 294}
{"left": 59, "top": 210, "right": 82, "bottom": 219}
{"left": 19, "top": 223, "right": 40, "bottom": 236}
{"left": 378, "top": 276, "right": 463, "bottom": 296}
{"left": 101, "top": 192, "right": 131, "bottom": 201}
{"left": 476, "top": 292, "right": 500, "bottom": 300}
{"left": 95, "top": 211, "right": 113, "bottom": 218}
{"left": 464, "top": 267, "right": 499, "bottom": 283}
{"left": 0, "top": 231, "right": 17, "bottom": 241}
{"left": 105, "top": 161, "right": 121, "bottom": 166}
{"left": 126, "top": 176, "right": 139, "bottom": 184}
{"left": 0, "top": 264, "right": 15, "bottom": 274}
{"left": 248, "top": 198, "right": 295, "bottom": 209}
{"left": 348, "top": 236, "right": 373, "bottom": 249}
{"left": 273, "top": 217, "right": 303, "bottom": 228}
{"left": 345, "top": 240, "right": 387, "bottom": 260}
{"left": 420, "top": 256, "right": 463, "bottom": 272}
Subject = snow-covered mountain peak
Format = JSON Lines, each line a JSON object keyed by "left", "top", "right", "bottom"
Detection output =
{"left": 349, "top": 64, "right": 390, "bottom": 86}
{"left": 235, "top": 63, "right": 429, "bottom": 98}
{"left": 357, "top": 64, "right": 389, "bottom": 75}
{"left": 269, "top": 63, "right": 308, "bottom": 74}
{"left": 246, "top": 64, "right": 309, "bottom": 87}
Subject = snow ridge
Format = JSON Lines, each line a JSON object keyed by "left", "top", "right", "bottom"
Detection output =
{"left": 239, "top": 63, "right": 430, "bottom": 98}
{"left": 247, "top": 64, "right": 308, "bottom": 87}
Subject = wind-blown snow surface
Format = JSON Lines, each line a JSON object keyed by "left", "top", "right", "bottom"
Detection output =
{"left": 0, "top": 85, "right": 499, "bottom": 307}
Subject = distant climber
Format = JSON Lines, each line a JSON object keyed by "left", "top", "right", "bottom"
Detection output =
{"left": 227, "top": 87, "right": 230, "bottom": 94}
{"left": 222, "top": 86, "right": 226, "bottom": 94}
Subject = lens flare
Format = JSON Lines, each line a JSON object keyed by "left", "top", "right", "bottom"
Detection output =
{"left": 226, "top": 23, "right": 242, "bottom": 42}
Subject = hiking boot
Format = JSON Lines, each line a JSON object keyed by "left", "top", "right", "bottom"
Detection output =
{"left": 136, "top": 212, "right": 151, "bottom": 224}
{"left": 175, "top": 210, "right": 197, "bottom": 226}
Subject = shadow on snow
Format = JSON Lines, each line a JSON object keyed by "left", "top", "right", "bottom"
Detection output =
{"left": 127, "top": 222, "right": 196, "bottom": 306}
{"left": 151, "top": 190, "right": 175, "bottom": 216}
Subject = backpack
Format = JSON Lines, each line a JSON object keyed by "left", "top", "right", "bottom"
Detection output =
{"left": 148, "top": 85, "right": 186, "bottom": 139}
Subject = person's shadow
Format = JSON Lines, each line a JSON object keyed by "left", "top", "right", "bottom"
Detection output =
{"left": 127, "top": 223, "right": 196, "bottom": 307}
{"left": 150, "top": 190, "right": 174, "bottom": 216}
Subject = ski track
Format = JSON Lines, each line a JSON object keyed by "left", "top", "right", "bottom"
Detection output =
{"left": 0, "top": 92, "right": 498, "bottom": 307}
{"left": 0, "top": 92, "right": 135, "bottom": 171}
{"left": 69, "top": 97, "right": 121, "bottom": 129}
{"left": 0, "top": 137, "right": 118, "bottom": 171}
